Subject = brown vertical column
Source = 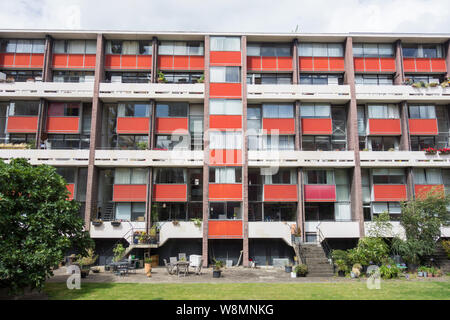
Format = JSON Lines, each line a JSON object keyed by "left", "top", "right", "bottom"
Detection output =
{"left": 42, "top": 35, "right": 53, "bottom": 82}
{"left": 292, "top": 39, "right": 299, "bottom": 85}
{"left": 149, "top": 100, "right": 156, "bottom": 149}
{"left": 84, "top": 33, "right": 105, "bottom": 230}
{"left": 406, "top": 167, "right": 415, "bottom": 201}
{"left": 297, "top": 168, "right": 305, "bottom": 241}
{"left": 399, "top": 101, "right": 410, "bottom": 151}
{"left": 146, "top": 169, "right": 153, "bottom": 232}
{"left": 394, "top": 40, "right": 404, "bottom": 85}
{"left": 344, "top": 37, "right": 364, "bottom": 237}
{"left": 242, "top": 36, "right": 249, "bottom": 267}
{"left": 445, "top": 40, "right": 450, "bottom": 78}
{"left": 35, "top": 98, "right": 47, "bottom": 149}
{"left": 295, "top": 100, "right": 301, "bottom": 150}
{"left": 151, "top": 37, "right": 158, "bottom": 83}
{"left": 202, "top": 35, "right": 210, "bottom": 267}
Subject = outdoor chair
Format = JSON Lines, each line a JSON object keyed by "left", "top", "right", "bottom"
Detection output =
{"left": 194, "top": 259, "right": 203, "bottom": 275}
{"left": 177, "top": 263, "right": 189, "bottom": 277}
{"left": 115, "top": 264, "right": 128, "bottom": 277}
{"left": 178, "top": 253, "right": 187, "bottom": 261}
{"left": 169, "top": 256, "right": 178, "bottom": 264}
{"left": 164, "top": 259, "right": 176, "bottom": 275}
{"left": 128, "top": 261, "right": 137, "bottom": 274}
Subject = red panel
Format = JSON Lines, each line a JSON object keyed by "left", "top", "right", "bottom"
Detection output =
{"left": 13, "top": 53, "right": 31, "bottom": 67}
{"left": 353, "top": 58, "right": 365, "bottom": 72}
{"left": 369, "top": 119, "right": 401, "bottom": 135}
{"left": 261, "top": 56, "right": 277, "bottom": 70}
{"left": 373, "top": 185, "right": 407, "bottom": 201}
{"left": 277, "top": 56, "right": 293, "bottom": 71}
{"left": 209, "top": 184, "right": 243, "bottom": 201}
{"left": 156, "top": 118, "right": 188, "bottom": 134}
{"left": 415, "top": 58, "right": 432, "bottom": 72}
{"left": 329, "top": 57, "right": 345, "bottom": 71}
{"left": 6, "top": 116, "right": 38, "bottom": 133}
{"left": 304, "top": 185, "right": 336, "bottom": 202}
{"left": 30, "top": 54, "right": 44, "bottom": 68}
{"left": 66, "top": 184, "right": 75, "bottom": 200}
{"left": 67, "top": 54, "right": 84, "bottom": 68}
{"left": 210, "top": 115, "right": 242, "bottom": 129}
{"left": 152, "top": 184, "right": 187, "bottom": 202}
{"left": 113, "top": 184, "right": 147, "bottom": 202}
{"left": 209, "top": 149, "right": 242, "bottom": 166}
{"left": 430, "top": 58, "right": 447, "bottom": 72}
{"left": 403, "top": 58, "right": 416, "bottom": 72}
{"left": 46, "top": 117, "right": 80, "bottom": 133}
{"left": 52, "top": 54, "right": 68, "bottom": 68}
{"left": 158, "top": 55, "right": 174, "bottom": 69}
{"left": 208, "top": 220, "right": 243, "bottom": 239}
{"left": 121, "top": 55, "right": 137, "bottom": 69}
{"left": 247, "top": 56, "right": 261, "bottom": 71}
{"left": 263, "top": 118, "right": 295, "bottom": 134}
{"left": 137, "top": 55, "right": 152, "bottom": 69}
{"left": 105, "top": 55, "right": 121, "bottom": 69}
{"left": 210, "top": 83, "right": 242, "bottom": 98}
{"left": 379, "top": 58, "right": 396, "bottom": 72}
{"left": 301, "top": 118, "right": 333, "bottom": 135}
{"left": 210, "top": 51, "right": 241, "bottom": 66}
{"left": 264, "top": 185, "right": 298, "bottom": 202}
{"left": 84, "top": 54, "right": 97, "bottom": 68}
{"left": 364, "top": 58, "right": 381, "bottom": 72}
{"left": 299, "top": 57, "right": 314, "bottom": 71}
{"left": 313, "top": 57, "right": 329, "bottom": 71}
{"left": 189, "top": 56, "right": 204, "bottom": 70}
{"left": 408, "top": 119, "right": 438, "bottom": 135}
{"left": 116, "top": 117, "right": 150, "bottom": 134}
{"left": 173, "top": 56, "right": 189, "bottom": 69}
{"left": 0, "top": 53, "right": 15, "bottom": 67}
{"left": 414, "top": 184, "right": 444, "bottom": 200}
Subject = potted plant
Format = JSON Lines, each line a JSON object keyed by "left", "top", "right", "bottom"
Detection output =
{"left": 191, "top": 218, "right": 202, "bottom": 228}
{"left": 351, "top": 263, "right": 362, "bottom": 278}
{"left": 144, "top": 257, "right": 152, "bottom": 277}
{"left": 133, "top": 231, "right": 141, "bottom": 244}
{"left": 285, "top": 264, "right": 293, "bottom": 273}
{"left": 149, "top": 225, "right": 159, "bottom": 244}
{"left": 292, "top": 227, "right": 302, "bottom": 244}
{"left": 439, "top": 148, "right": 450, "bottom": 155}
{"left": 75, "top": 248, "right": 98, "bottom": 278}
{"left": 197, "top": 75, "right": 205, "bottom": 83}
{"left": 295, "top": 264, "right": 308, "bottom": 277}
{"left": 336, "top": 263, "right": 348, "bottom": 277}
{"left": 213, "top": 259, "right": 223, "bottom": 278}
{"left": 139, "top": 232, "right": 150, "bottom": 244}
{"left": 172, "top": 220, "right": 180, "bottom": 226}
{"left": 92, "top": 219, "right": 103, "bottom": 227}
{"left": 137, "top": 141, "right": 148, "bottom": 150}
{"left": 157, "top": 71, "right": 167, "bottom": 83}
{"left": 417, "top": 266, "right": 426, "bottom": 277}
{"left": 424, "top": 147, "right": 438, "bottom": 155}
{"left": 111, "top": 220, "right": 121, "bottom": 227}
{"left": 112, "top": 243, "right": 125, "bottom": 262}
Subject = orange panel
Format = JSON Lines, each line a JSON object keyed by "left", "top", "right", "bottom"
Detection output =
{"left": 0, "top": 53, "right": 15, "bottom": 67}
{"left": 369, "top": 119, "right": 401, "bottom": 135}
{"left": 67, "top": 54, "right": 84, "bottom": 68}
{"left": 414, "top": 184, "right": 444, "bottom": 200}
{"left": 277, "top": 56, "right": 293, "bottom": 71}
{"left": 299, "top": 57, "right": 314, "bottom": 71}
{"left": 66, "top": 184, "right": 75, "bottom": 200}
{"left": 208, "top": 220, "right": 243, "bottom": 239}
{"left": 156, "top": 118, "right": 188, "bottom": 134}
{"left": 189, "top": 55, "right": 204, "bottom": 70}
{"left": 46, "top": 117, "right": 80, "bottom": 133}
{"left": 263, "top": 118, "right": 295, "bottom": 134}
{"left": 379, "top": 58, "right": 396, "bottom": 72}
{"left": 30, "top": 54, "right": 44, "bottom": 68}
{"left": 430, "top": 58, "right": 447, "bottom": 72}
{"left": 84, "top": 54, "right": 97, "bottom": 68}
{"left": 304, "top": 185, "right": 337, "bottom": 202}
{"left": 6, "top": 116, "right": 38, "bottom": 133}
{"left": 113, "top": 184, "right": 147, "bottom": 202}
{"left": 403, "top": 58, "right": 416, "bottom": 72}
{"left": 137, "top": 55, "right": 152, "bottom": 69}
{"left": 158, "top": 55, "right": 174, "bottom": 70}
{"left": 210, "top": 83, "right": 242, "bottom": 98}
{"left": 210, "top": 115, "right": 242, "bottom": 129}
{"left": 104, "top": 55, "right": 121, "bottom": 69}
{"left": 247, "top": 56, "right": 261, "bottom": 71}
{"left": 152, "top": 184, "right": 187, "bottom": 202}
{"left": 364, "top": 58, "right": 380, "bottom": 72}
{"left": 301, "top": 118, "right": 333, "bottom": 135}
{"left": 261, "top": 56, "right": 277, "bottom": 70}
{"left": 13, "top": 53, "right": 31, "bottom": 67}
{"left": 173, "top": 56, "right": 189, "bottom": 70}
{"left": 408, "top": 119, "right": 438, "bottom": 135}
{"left": 121, "top": 55, "right": 137, "bottom": 69}
{"left": 209, "top": 149, "right": 242, "bottom": 166}
{"left": 264, "top": 185, "right": 298, "bottom": 202}
{"left": 210, "top": 51, "right": 241, "bottom": 66}
{"left": 353, "top": 58, "right": 365, "bottom": 72}
{"left": 415, "top": 58, "right": 431, "bottom": 72}
{"left": 313, "top": 57, "right": 329, "bottom": 71}
{"left": 117, "top": 117, "right": 150, "bottom": 134}
{"left": 329, "top": 57, "right": 345, "bottom": 71}
{"left": 52, "top": 54, "right": 68, "bottom": 68}
{"left": 373, "top": 185, "right": 407, "bottom": 202}
{"left": 209, "top": 184, "right": 243, "bottom": 201}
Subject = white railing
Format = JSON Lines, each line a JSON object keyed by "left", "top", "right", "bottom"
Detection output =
{"left": 305, "top": 221, "right": 360, "bottom": 238}
{"left": 94, "top": 150, "right": 204, "bottom": 167}
{"left": 90, "top": 221, "right": 146, "bottom": 243}
{"left": 247, "top": 84, "right": 351, "bottom": 101}
{"left": 248, "top": 221, "right": 294, "bottom": 246}
{"left": 99, "top": 83, "right": 204, "bottom": 99}
{"left": 360, "top": 151, "right": 450, "bottom": 167}
{"left": 0, "top": 82, "right": 94, "bottom": 98}
{"left": 157, "top": 221, "right": 203, "bottom": 246}
{"left": 0, "top": 149, "right": 90, "bottom": 166}
{"left": 248, "top": 151, "right": 355, "bottom": 167}
{"left": 356, "top": 85, "right": 450, "bottom": 102}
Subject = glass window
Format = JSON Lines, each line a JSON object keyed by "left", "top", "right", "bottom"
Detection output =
{"left": 300, "top": 103, "right": 331, "bottom": 118}
{"left": 305, "top": 170, "right": 333, "bottom": 184}
{"left": 114, "top": 168, "right": 147, "bottom": 184}
{"left": 209, "top": 167, "right": 242, "bottom": 184}
{"left": 156, "top": 102, "right": 188, "bottom": 117}
{"left": 154, "top": 168, "right": 186, "bottom": 184}
{"left": 210, "top": 37, "right": 240, "bottom": 51}
{"left": 209, "top": 131, "right": 242, "bottom": 149}
{"left": 8, "top": 101, "right": 39, "bottom": 116}
{"left": 368, "top": 104, "right": 399, "bottom": 119}
{"left": 155, "top": 135, "right": 188, "bottom": 150}
{"left": 410, "top": 136, "right": 435, "bottom": 151}
{"left": 262, "top": 104, "right": 293, "bottom": 118}
{"left": 299, "top": 43, "right": 343, "bottom": 57}
{"left": 409, "top": 105, "right": 436, "bottom": 119}
{"left": 48, "top": 102, "right": 80, "bottom": 117}
{"left": 15, "top": 40, "right": 32, "bottom": 53}
{"left": 210, "top": 66, "right": 240, "bottom": 83}
{"left": 210, "top": 99, "right": 242, "bottom": 115}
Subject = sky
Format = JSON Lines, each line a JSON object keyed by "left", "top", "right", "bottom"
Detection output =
{"left": 0, "top": 0, "right": 449, "bottom": 34}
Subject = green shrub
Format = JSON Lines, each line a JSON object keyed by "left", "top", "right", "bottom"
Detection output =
{"left": 442, "top": 240, "right": 450, "bottom": 259}
{"left": 379, "top": 264, "right": 400, "bottom": 279}
{"left": 295, "top": 264, "right": 308, "bottom": 276}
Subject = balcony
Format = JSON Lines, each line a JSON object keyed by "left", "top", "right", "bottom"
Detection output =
{"left": 408, "top": 119, "right": 438, "bottom": 135}
{"left": 262, "top": 118, "right": 295, "bottom": 134}
{"left": 209, "top": 184, "right": 243, "bottom": 201}
{"left": 113, "top": 184, "right": 147, "bottom": 202}
{"left": 99, "top": 83, "right": 204, "bottom": 100}
{"left": 247, "top": 56, "right": 293, "bottom": 72}
{"left": 359, "top": 151, "right": 450, "bottom": 168}
{"left": 247, "top": 84, "right": 350, "bottom": 102}
{"left": 248, "top": 151, "right": 355, "bottom": 168}
{"left": 158, "top": 221, "right": 203, "bottom": 246}
{"left": 355, "top": 85, "right": 450, "bottom": 103}
{"left": 116, "top": 117, "right": 150, "bottom": 134}
{"left": 306, "top": 221, "right": 360, "bottom": 238}
{"left": 152, "top": 184, "right": 187, "bottom": 202}
{"left": 368, "top": 118, "right": 401, "bottom": 135}
{"left": 94, "top": 150, "right": 203, "bottom": 167}
{"left": 353, "top": 57, "right": 396, "bottom": 73}
{"left": 372, "top": 184, "right": 407, "bottom": 201}
{"left": 90, "top": 221, "right": 146, "bottom": 241}
{"left": 156, "top": 118, "right": 189, "bottom": 134}
{"left": 53, "top": 54, "right": 96, "bottom": 69}
{"left": 158, "top": 55, "right": 204, "bottom": 70}
{"left": 248, "top": 221, "right": 294, "bottom": 245}
{"left": 302, "top": 118, "right": 333, "bottom": 135}
{"left": 304, "top": 185, "right": 336, "bottom": 202}
{"left": 0, "top": 149, "right": 89, "bottom": 166}
{"left": 403, "top": 57, "right": 446, "bottom": 73}
{"left": 365, "top": 221, "right": 450, "bottom": 238}
{"left": 263, "top": 185, "right": 298, "bottom": 202}
{"left": 0, "top": 82, "right": 94, "bottom": 99}
{"left": 208, "top": 220, "right": 243, "bottom": 239}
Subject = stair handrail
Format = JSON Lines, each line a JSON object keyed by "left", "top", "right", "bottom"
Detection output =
{"left": 316, "top": 223, "right": 333, "bottom": 266}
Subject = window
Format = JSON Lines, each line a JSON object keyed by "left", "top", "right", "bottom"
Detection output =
{"left": 0, "top": 39, "right": 45, "bottom": 53}
{"left": 55, "top": 167, "right": 76, "bottom": 184}
{"left": 155, "top": 135, "right": 189, "bottom": 150}
{"left": 370, "top": 136, "right": 398, "bottom": 151}
{"left": 118, "top": 103, "right": 150, "bottom": 117}
{"left": 114, "top": 168, "right": 148, "bottom": 184}
{"left": 209, "top": 167, "right": 242, "bottom": 183}
{"left": 54, "top": 40, "right": 96, "bottom": 54}
{"left": 403, "top": 44, "right": 443, "bottom": 58}
{"left": 115, "top": 203, "right": 146, "bottom": 221}
{"left": 247, "top": 43, "right": 291, "bottom": 57}
{"left": 405, "top": 74, "right": 443, "bottom": 85}
{"left": 154, "top": 168, "right": 186, "bottom": 184}
{"left": 53, "top": 71, "right": 95, "bottom": 83}
{"left": 47, "top": 134, "right": 90, "bottom": 149}
{"left": 305, "top": 203, "right": 335, "bottom": 221}
{"left": 0, "top": 70, "right": 42, "bottom": 82}
{"left": 298, "top": 43, "right": 344, "bottom": 57}
{"left": 413, "top": 168, "right": 442, "bottom": 185}
{"left": 300, "top": 74, "right": 344, "bottom": 85}
{"left": 247, "top": 73, "right": 292, "bottom": 85}
{"left": 156, "top": 102, "right": 188, "bottom": 118}
{"left": 353, "top": 43, "right": 394, "bottom": 57}
{"left": 372, "top": 169, "right": 405, "bottom": 184}
{"left": 368, "top": 104, "right": 399, "bottom": 119}
{"left": 106, "top": 72, "right": 152, "bottom": 83}
{"left": 302, "top": 136, "right": 331, "bottom": 151}
{"left": 355, "top": 74, "right": 394, "bottom": 85}
{"left": 263, "top": 203, "right": 296, "bottom": 221}
{"left": 117, "top": 135, "right": 148, "bottom": 150}
{"left": 210, "top": 99, "right": 242, "bottom": 115}
{"left": 209, "top": 202, "right": 242, "bottom": 220}
{"left": 264, "top": 168, "right": 296, "bottom": 184}
{"left": 154, "top": 203, "right": 187, "bottom": 221}
{"left": 372, "top": 202, "right": 401, "bottom": 217}
{"left": 158, "top": 41, "right": 204, "bottom": 55}
{"left": 9, "top": 134, "right": 36, "bottom": 145}
{"left": 210, "top": 66, "right": 240, "bottom": 83}
{"left": 262, "top": 104, "right": 294, "bottom": 118}
{"left": 210, "top": 37, "right": 240, "bottom": 51}
{"left": 163, "top": 72, "right": 203, "bottom": 84}
{"left": 263, "top": 135, "right": 295, "bottom": 150}
{"left": 411, "top": 136, "right": 435, "bottom": 151}
{"left": 209, "top": 131, "right": 242, "bottom": 149}
{"left": 300, "top": 103, "right": 331, "bottom": 118}
{"left": 247, "top": 106, "right": 261, "bottom": 133}
{"left": 8, "top": 101, "right": 39, "bottom": 116}
{"left": 305, "top": 170, "right": 334, "bottom": 184}
{"left": 48, "top": 102, "right": 80, "bottom": 117}
{"left": 106, "top": 40, "right": 152, "bottom": 55}
{"left": 409, "top": 105, "right": 436, "bottom": 119}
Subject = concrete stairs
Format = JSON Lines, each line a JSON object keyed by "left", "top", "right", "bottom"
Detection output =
{"left": 433, "top": 242, "right": 450, "bottom": 272}
{"left": 300, "top": 243, "right": 335, "bottom": 277}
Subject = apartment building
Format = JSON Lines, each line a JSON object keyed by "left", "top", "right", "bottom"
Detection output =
{"left": 0, "top": 30, "right": 449, "bottom": 267}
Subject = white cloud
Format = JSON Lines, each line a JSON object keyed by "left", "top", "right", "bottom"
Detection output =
{"left": 0, "top": 0, "right": 449, "bottom": 33}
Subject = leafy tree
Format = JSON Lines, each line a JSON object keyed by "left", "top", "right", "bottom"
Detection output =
{"left": 392, "top": 190, "right": 450, "bottom": 265}
{"left": 0, "top": 158, "right": 93, "bottom": 294}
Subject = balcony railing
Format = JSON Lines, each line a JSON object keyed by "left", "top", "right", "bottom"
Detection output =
{"left": 0, "top": 149, "right": 89, "bottom": 166}
{"left": 0, "top": 82, "right": 94, "bottom": 98}
{"left": 248, "top": 151, "right": 355, "bottom": 167}
{"left": 99, "top": 83, "right": 204, "bottom": 99}
{"left": 247, "top": 84, "right": 351, "bottom": 101}
{"left": 359, "top": 151, "right": 450, "bottom": 167}
{"left": 355, "top": 85, "right": 450, "bottom": 102}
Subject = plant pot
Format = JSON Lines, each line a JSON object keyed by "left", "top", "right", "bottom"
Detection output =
{"left": 144, "top": 263, "right": 152, "bottom": 277}
{"left": 290, "top": 272, "right": 297, "bottom": 278}
{"left": 423, "top": 272, "right": 428, "bottom": 277}
{"left": 285, "top": 266, "right": 292, "bottom": 273}
{"left": 111, "top": 221, "right": 121, "bottom": 227}
{"left": 338, "top": 270, "right": 346, "bottom": 277}
{"left": 92, "top": 221, "right": 103, "bottom": 227}
{"left": 80, "top": 269, "right": 90, "bottom": 278}
{"left": 418, "top": 272, "right": 423, "bottom": 277}
{"left": 213, "top": 270, "right": 221, "bottom": 278}
{"left": 298, "top": 273, "right": 306, "bottom": 277}
{"left": 428, "top": 273, "right": 433, "bottom": 278}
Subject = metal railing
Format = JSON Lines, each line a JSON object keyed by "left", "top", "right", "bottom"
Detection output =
{"left": 316, "top": 222, "right": 334, "bottom": 266}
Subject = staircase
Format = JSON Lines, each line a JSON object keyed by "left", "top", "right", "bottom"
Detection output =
{"left": 433, "top": 242, "right": 450, "bottom": 272}
{"left": 300, "top": 243, "right": 334, "bottom": 277}
{"left": 102, "top": 202, "right": 115, "bottom": 221}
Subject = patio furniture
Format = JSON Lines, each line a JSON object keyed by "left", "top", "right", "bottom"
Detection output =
{"left": 163, "top": 259, "right": 176, "bottom": 275}
{"left": 178, "top": 253, "right": 187, "bottom": 261}
{"left": 169, "top": 256, "right": 178, "bottom": 264}
{"left": 115, "top": 264, "right": 129, "bottom": 277}
{"left": 194, "top": 259, "right": 203, "bottom": 275}
{"left": 175, "top": 261, "right": 190, "bottom": 277}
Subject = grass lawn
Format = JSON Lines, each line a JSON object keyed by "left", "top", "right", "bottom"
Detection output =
{"left": 44, "top": 280, "right": 450, "bottom": 300}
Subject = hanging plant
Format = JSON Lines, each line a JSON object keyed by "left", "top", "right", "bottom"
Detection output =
{"left": 424, "top": 147, "right": 438, "bottom": 155}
